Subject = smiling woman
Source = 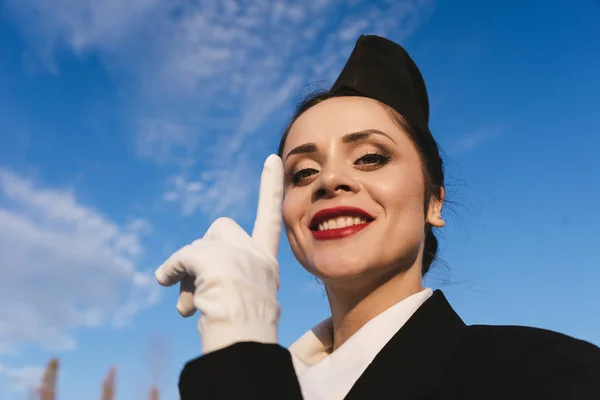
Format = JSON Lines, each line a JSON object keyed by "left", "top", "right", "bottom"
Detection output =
{"left": 280, "top": 94, "right": 443, "bottom": 281}
{"left": 158, "top": 35, "right": 600, "bottom": 399}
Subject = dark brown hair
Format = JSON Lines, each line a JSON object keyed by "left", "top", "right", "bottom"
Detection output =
{"left": 278, "top": 89, "right": 445, "bottom": 276}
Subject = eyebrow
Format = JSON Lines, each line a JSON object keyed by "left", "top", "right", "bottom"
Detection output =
{"left": 285, "top": 129, "right": 396, "bottom": 160}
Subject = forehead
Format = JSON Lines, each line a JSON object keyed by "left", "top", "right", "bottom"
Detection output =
{"left": 284, "top": 96, "right": 402, "bottom": 152}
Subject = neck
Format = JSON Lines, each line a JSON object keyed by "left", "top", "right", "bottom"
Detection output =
{"left": 324, "top": 264, "right": 423, "bottom": 351}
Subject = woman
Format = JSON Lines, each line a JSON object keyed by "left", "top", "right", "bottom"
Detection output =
{"left": 156, "top": 35, "right": 600, "bottom": 399}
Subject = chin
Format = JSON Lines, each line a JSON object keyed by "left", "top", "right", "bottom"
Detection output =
{"left": 313, "top": 268, "right": 365, "bottom": 282}
{"left": 303, "top": 245, "right": 421, "bottom": 285}
{"left": 306, "top": 254, "right": 373, "bottom": 281}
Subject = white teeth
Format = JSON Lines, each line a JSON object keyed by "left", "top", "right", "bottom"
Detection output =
{"left": 316, "top": 216, "right": 368, "bottom": 231}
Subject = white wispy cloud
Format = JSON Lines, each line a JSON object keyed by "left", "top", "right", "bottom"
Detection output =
{"left": 449, "top": 125, "right": 505, "bottom": 155}
{"left": 135, "top": 118, "right": 197, "bottom": 166}
{"left": 5, "top": 0, "right": 435, "bottom": 217}
{"left": 163, "top": 155, "right": 256, "bottom": 219}
{"left": 0, "top": 169, "right": 158, "bottom": 356}
{"left": 0, "top": 363, "right": 44, "bottom": 392}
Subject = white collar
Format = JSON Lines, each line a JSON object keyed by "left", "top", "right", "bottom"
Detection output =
{"left": 289, "top": 288, "right": 433, "bottom": 400}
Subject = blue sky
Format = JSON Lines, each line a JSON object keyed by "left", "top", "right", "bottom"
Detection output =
{"left": 1, "top": 0, "right": 599, "bottom": 398}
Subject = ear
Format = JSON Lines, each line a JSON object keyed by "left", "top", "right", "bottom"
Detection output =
{"left": 426, "top": 187, "right": 445, "bottom": 228}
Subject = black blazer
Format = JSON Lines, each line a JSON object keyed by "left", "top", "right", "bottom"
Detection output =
{"left": 179, "top": 290, "right": 600, "bottom": 399}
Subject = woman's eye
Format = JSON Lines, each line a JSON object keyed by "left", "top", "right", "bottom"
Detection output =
{"left": 354, "top": 153, "right": 391, "bottom": 169}
{"left": 291, "top": 168, "right": 319, "bottom": 185}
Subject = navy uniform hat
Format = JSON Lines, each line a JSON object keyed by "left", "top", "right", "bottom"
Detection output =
{"left": 331, "top": 35, "right": 430, "bottom": 133}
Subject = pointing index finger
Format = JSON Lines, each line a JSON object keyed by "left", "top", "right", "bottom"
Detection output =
{"left": 252, "top": 154, "right": 284, "bottom": 258}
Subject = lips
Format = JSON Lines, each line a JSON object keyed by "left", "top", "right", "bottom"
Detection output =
{"left": 309, "top": 206, "right": 374, "bottom": 230}
{"left": 309, "top": 206, "right": 374, "bottom": 242}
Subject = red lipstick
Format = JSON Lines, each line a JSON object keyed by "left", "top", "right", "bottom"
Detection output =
{"left": 309, "top": 206, "right": 374, "bottom": 241}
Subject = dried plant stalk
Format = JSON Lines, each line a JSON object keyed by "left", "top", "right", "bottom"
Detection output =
{"left": 38, "top": 358, "right": 59, "bottom": 400}
{"left": 32, "top": 357, "right": 162, "bottom": 400}
{"left": 100, "top": 367, "right": 116, "bottom": 400}
{"left": 149, "top": 385, "right": 160, "bottom": 400}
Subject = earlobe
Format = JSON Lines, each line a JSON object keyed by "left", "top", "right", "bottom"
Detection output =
{"left": 427, "top": 213, "right": 445, "bottom": 228}
{"left": 426, "top": 188, "right": 445, "bottom": 228}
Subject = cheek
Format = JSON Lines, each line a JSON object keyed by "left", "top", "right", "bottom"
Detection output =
{"left": 282, "top": 193, "right": 310, "bottom": 265}
{"left": 281, "top": 199, "right": 293, "bottom": 232}
{"left": 372, "top": 172, "right": 425, "bottom": 217}
{"left": 368, "top": 176, "right": 427, "bottom": 268}
{"left": 282, "top": 192, "right": 303, "bottom": 232}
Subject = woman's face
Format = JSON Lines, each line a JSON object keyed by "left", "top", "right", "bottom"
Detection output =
{"left": 281, "top": 96, "right": 443, "bottom": 282}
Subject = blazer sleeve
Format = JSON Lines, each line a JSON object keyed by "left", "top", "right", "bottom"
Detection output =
{"left": 179, "top": 342, "right": 304, "bottom": 399}
{"left": 546, "top": 363, "right": 600, "bottom": 399}
{"left": 505, "top": 361, "right": 600, "bottom": 399}
{"left": 519, "top": 334, "right": 600, "bottom": 399}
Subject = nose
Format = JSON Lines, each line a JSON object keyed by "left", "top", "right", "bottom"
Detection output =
{"left": 312, "top": 162, "right": 360, "bottom": 200}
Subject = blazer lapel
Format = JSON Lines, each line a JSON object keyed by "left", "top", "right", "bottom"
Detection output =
{"left": 345, "top": 290, "right": 465, "bottom": 399}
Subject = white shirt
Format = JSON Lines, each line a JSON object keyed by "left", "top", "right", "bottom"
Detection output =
{"left": 288, "top": 288, "right": 433, "bottom": 400}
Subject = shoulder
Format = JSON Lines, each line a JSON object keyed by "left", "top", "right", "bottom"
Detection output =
{"left": 460, "top": 324, "right": 600, "bottom": 367}
{"left": 443, "top": 325, "right": 600, "bottom": 398}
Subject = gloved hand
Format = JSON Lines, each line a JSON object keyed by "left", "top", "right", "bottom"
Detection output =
{"left": 155, "top": 154, "right": 284, "bottom": 354}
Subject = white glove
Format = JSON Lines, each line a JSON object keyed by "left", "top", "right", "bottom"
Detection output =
{"left": 155, "top": 154, "right": 284, "bottom": 354}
